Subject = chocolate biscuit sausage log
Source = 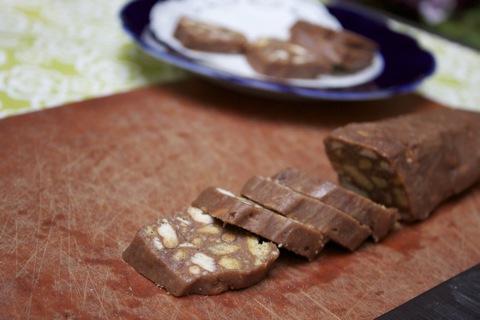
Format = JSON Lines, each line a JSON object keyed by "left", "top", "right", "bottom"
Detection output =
{"left": 272, "top": 168, "right": 397, "bottom": 241}
{"left": 174, "top": 16, "right": 247, "bottom": 53}
{"left": 123, "top": 208, "right": 279, "bottom": 296}
{"left": 246, "top": 38, "right": 331, "bottom": 79}
{"left": 241, "top": 176, "right": 371, "bottom": 251}
{"left": 192, "top": 187, "right": 328, "bottom": 260}
{"left": 290, "top": 20, "right": 377, "bottom": 72}
{"left": 324, "top": 108, "right": 480, "bottom": 221}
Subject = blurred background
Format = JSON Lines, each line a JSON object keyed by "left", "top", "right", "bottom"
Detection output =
{"left": 0, "top": 0, "right": 478, "bottom": 118}
{"left": 351, "top": 0, "right": 480, "bottom": 49}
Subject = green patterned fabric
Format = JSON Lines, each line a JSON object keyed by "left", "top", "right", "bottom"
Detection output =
{"left": 0, "top": 0, "right": 181, "bottom": 118}
{"left": 0, "top": 0, "right": 478, "bottom": 118}
{"left": 390, "top": 21, "right": 480, "bottom": 112}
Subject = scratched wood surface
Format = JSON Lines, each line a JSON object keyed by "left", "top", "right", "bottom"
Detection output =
{"left": 1, "top": 79, "right": 479, "bottom": 320}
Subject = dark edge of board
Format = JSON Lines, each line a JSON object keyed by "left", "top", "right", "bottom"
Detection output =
{"left": 377, "top": 264, "right": 480, "bottom": 320}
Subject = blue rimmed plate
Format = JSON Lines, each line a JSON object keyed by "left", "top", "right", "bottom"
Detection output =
{"left": 120, "top": 0, "right": 436, "bottom": 101}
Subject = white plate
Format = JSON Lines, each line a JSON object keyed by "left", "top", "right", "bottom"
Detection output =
{"left": 149, "top": 0, "right": 383, "bottom": 89}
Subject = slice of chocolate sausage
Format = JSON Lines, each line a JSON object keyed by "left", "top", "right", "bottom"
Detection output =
{"left": 192, "top": 187, "right": 328, "bottom": 260}
{"left": 241, "top": 176, "right": 371, "bottom": 251}
{"left": 174, "top": 16, "right": 247, "bottom": 53}
{"left": 245, "top": 38, "right": 331, "bottom": 79}
{"left": 272, "top": 168, "right": 397, "bottom": 242}
{"left": 289, "top": 20, "right": 377, "bottom": 72}
{"left": 324, "top": 108, "right": 480, "bottom": 221}
{"left": 123, "top": 209, "right": 279, "bottom": 296}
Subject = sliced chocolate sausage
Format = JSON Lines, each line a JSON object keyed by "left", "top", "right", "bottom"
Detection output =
{"left": 290, "top": 20, "right": 377, "bottom": 72}
{"left": 272, "top": 167, "right": 397, "bottom": 241}
{"left": 123, "top": 209, "right": 279, "bottom": 296}
{"left": 174, "top": 16, "right": 247, "bottom": 53}
{"left": 324, "top": 108, "right": 480, "bottom": 221}
{"left": 246, "top": 38, "right": 331, "bottom": 79}
{"left": 192, "top": 187, "right": 328, "bottom": 260}
{"left": 241, "top": 176, "right": 371, "bottom": 251}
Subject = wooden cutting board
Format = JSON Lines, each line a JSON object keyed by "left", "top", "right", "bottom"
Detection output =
{"left": 1, "top": 79, "right": 479, "bottom": 320}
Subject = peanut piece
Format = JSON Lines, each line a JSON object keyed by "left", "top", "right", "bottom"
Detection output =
{"left": 219, "top": 257, "right": 241, "bottom": 270}
{"left": 358, "top": 158, "right": 373, "bottom": 170}
{"left": 173, "top": 249, "right": 187, "bottom": 261}
{"left": 371, "top": 176, "right": 388, "bottom": 189}
{"left": 356, "top": 130, "right": 370, "bottom": 137}
{"left": 208, "top": 243, "right": 240, "bottom": 255}
{"left": 189, "top": 265, "right": 201, "bottom": 275}
{"left": 359, "top": 149, "right": 378, "bottom": 159}
{"left": 269, "top": 49, "right": 289, "bottom": 62}
{"left": 343, "top": 164, "right": 374, "bottom": 191}
{"left": 198, "top": 225, "right": 220, "bottom": 235}
{"left": 292, "top": 55, "right": 308, "bottom": 64}
{"left": 394, "top": 188, "right": 408, "bottom": 207}
{"left": 157, "top": 220, "right": 179, "bottom": 249}
{"left": 221, "top": 232, "right": 236, "bottom": 242}
{"left": 145, "top": 226, "right": 156, "bottom": 236}
{"left": 152, "top": 237, "right": 164, "bottom": 251}
{"left": 290, "top": 44, "right": 308, "bottom": 55}
{"left": 187, "top": 207, "right": 214, "bottom": 224}
{"left": 380, "top": 161, "right": 392, "bottom": 172}
{"left": 330, "top": 141, "right": 344, "bottom": 150}
{"left": 192, "top": 238, "right": 203, "bottom": 247}
{"left": 247, "top": 237, "right": 271, "bottom": 265}
{"left": 191, "top": 253, "right": 216, "bottom": 272}
{"left": 179, "top": 242, "right": 195, "bottom": 248}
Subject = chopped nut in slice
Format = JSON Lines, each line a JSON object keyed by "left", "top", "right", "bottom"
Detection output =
{"left": 188, "top": 206, "right": 214, "bottom": 224}
{"left": 173, "top": 249, "right": 188, "bottom": 261}
{"left": 380, "top": 161, "right": 392, "bottom": 172}
{"left": 247, "top": 237, "right": 275, "bottom": 265}
{"left": 209, "top": 243, "right": 240, "bottom": 255}
{"left": 393, "top": 188, "right": 408, "bottom": 208}
{"left": 178, "top": 242, "right": 195, "bottom": 248}
{"left": 198, "top": 224, "right": 220, "bottom": 235}
{"left": 359, "top": 149, "right": 378, "bottom": 160}
{"left": 189, "top": 265, "right": 201, "bottom": 275}
{"left": 343, "top": 164, "right": 374, "bottom": 191}
{"left": 191, "top": 253, "right": 216, "bottom": 272}
{"left": 157, "top": 220, "right": 179, "bottom": 249}
{"left": 358, "top": 158, "right": 373, "bottom": 170}
{"left": 145, "top": 225, "right": 156, "bottom": 236}
{"left": 221, "top": 232, "right": 236, "bottom": 243}
{"left": 123, "top": 211, "right": 279, "bottom": 296}
{"left": 192, "top": 237, "right": 203, "bottom": 247}
{"left": 247, "top": 238, "right": 270, "bottom": 260}
{"left": 372, "top": 176, "right": 388, "bottom": 189}
{"left": 219, "top": 257, "right": 241, "bottom": 270}
{"left": 152, "top": 237, "right": 163, "bottom": 251}
{"left": 330, "top": 141, "right": 344, "bottom": 150}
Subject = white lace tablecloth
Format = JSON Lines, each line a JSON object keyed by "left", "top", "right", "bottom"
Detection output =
{"left": 0, "top": 0, "right": 478, "bottom": 118}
